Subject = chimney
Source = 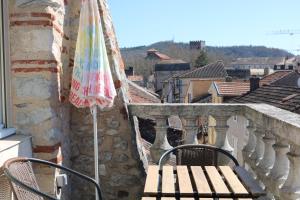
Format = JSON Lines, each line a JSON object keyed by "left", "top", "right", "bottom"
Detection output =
{"left": 250, "top": 76, "right": 260, "bottom": 92}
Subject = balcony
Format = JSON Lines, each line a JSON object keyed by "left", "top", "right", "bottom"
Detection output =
{"left": 128, "top": 103, "right": 300, "bottom": 200}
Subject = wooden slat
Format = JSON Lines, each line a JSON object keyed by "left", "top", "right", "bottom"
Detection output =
{"left": 219, "top": 166, "right": 249, "bottom": 195}
{"left": 161, "top": 198, "right": 176, "bottom": 200}
{"left": 180, "top": 198, "right": 196, "bottom": 200}
{"left": 191, "top": 166, "right": 212, "bottom": 195}
{"left": 162, "top": 166, "right": 175, "bottom": 195}
{"left": 144, "top": 165, "right": 159, "bottom": 195}
{"left": 177, "top": 166, "right": 194, "bottom": 195}
{"left": 205, "top": 166, "right": 230, "bottom": 195}
{"left": 141, "top": 198, "right": 156, "bottom": 200}
{"left": 233, "top": 166, "right": 266, "bottom": 197}
{"left": 199, "top": 198, "right": 214, "bottom": 200}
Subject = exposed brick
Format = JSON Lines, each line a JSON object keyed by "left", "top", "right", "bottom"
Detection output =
{"left": 31, "top": 12, "right": 56, "bottom": 20}
{"left": 10, "top": 12, "right": 55, "bottom": 21}
{"left": 12, "top": 60, "right": 58, "bottom": 65}
{"left": 12, "top": 67, "right": 60, "bottom": 73}
{"left": 33, "top": 143, "right": 61, "bottom": 153}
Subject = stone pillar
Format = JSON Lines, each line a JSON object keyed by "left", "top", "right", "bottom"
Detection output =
{"left": 249, "top": 126, "right": 265, "bottom": 167}
{"left": 181, "top": 116, "right": 198, "bottom": 145}
{"left": 242, "top": 120, "right": 257, "bottom": 163}
{"left": 279, "top": 145, "right": 300, "bottom": 200}
{"left": 9, "top": 0, "right": 71, "bottom": 196}
{"left": 213, "top": 115, "right": 233, "bottom": 152}
{"left": 257, "top": 130, "right": 276, "bottom": 186}
{"left": 150, "top": 115, "right": 172, "bottom": 163}
{"left": 268, "top": 139, "right": 289, "bottom": 200}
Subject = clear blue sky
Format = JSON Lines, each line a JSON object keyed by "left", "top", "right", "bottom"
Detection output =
{"left": 108, "top": 0, "right": 300, "bottom": 54}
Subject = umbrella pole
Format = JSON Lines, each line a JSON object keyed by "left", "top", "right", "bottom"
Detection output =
{"left": 92, "top": 105, "right": 99, "bottom": 200}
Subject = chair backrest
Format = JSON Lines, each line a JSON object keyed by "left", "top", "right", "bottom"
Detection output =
{"left": 3, "top": 158, "right": 44, "bottom": 200}
{"left": 159, "top": 144, "right": 239, "bottom": 168}
{"left": 0, "top": 168, "right": 12, "bottom": 200}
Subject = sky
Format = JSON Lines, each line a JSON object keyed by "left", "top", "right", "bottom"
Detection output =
{"left": 108, "top": 0, "right": 300, "bottom": 54}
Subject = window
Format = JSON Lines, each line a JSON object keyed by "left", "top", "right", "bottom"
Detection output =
{"left": 288, "top": 65, "right": 294, "bottom": 70}
{"left": 0, "top": 0, "right": 11, "bottom": 128}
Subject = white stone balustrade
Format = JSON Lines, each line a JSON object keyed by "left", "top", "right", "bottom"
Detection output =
{"left": 242, "top": 120, "right": 256, "bottom": 163}
{"left": 150, "top": 115, "right": 173, "bottom": 162}
{"left": 268, "top": 138, "right": 289, "bottom": 199}
{"left": 128, "top": 103, "right": 300, "bottom": 199}
{"left": 180, "top": 116, "right": 199, "bottom": 144}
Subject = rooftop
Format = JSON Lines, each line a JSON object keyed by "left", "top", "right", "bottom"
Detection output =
{"left": 128, "top": 75, "right": 144, "bottom": 82}
{"left": 230, "top": 85, "right": 300, "bottom": 114}
{"left": 173, "top": 61, "right": 227, "bottom": 79}
{"left": 213, "top": 81, "right": 250, "bottom": 97}
{"left": 231, "top": 57, "right": 285, "bottom": 65}
{"left": 260, "top": 70, "right": 292, "bottom": 86}
{"left": 128, "top": 81, "right": 160, "bottom": 103}
{"left": 271, "top": 71, "right": 300, "bottom": 88}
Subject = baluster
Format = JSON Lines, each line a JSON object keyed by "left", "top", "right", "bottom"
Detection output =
{"left": 249, "top": 125, "right": 265, "bottom": 168}
{"left": 150, "top": 115, "right": 172, "bottom": 163}
{"left": 213, "top": 115, "right": 232, "bottom": 151}
{"left": 256, "top": 130, "right": 276, "bottom": 192}
{"left": 181, "top": 116, "right": 199, "bottom": 144}
{"left": 242, "top": 120, "right": 257, "bottom": 163}
{"left": 213, "top": 115, "right": 234, "bottom": 165}
{"left": 268, "top": 139, "right": 289, "bottom": 200}
{"left": 279, "top": 144, "right": 300, "bottom": 200}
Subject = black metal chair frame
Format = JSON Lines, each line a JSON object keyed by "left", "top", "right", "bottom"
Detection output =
{"left": 3, "top": 157, "right": 102, "bottom": 200}
{"left": 158, "top": 144, "right": 240, "bottom": 169}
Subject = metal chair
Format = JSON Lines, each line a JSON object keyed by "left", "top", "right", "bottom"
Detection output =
{"left": 2, "top": 157, "right": 102, "bottom": 200}
{"left": 158, "top": 144, "right": 239, "bottom": 169}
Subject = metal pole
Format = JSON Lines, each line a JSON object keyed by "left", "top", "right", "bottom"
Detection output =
{"left": 92, "top": 105, "right": 99, "bottom": 200}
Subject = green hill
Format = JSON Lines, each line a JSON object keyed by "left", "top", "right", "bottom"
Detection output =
{"left": 121, "top": 41, "right": 293, "bottom": 79}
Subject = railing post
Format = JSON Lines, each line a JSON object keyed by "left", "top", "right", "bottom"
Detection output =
{"left": 257, "top": 130, "right": 276, "bottom": 183}
{"left": 268, "top": 138, "right": 289, "bottom": 200}
{"left": 181, "top": 116, "right": 199, "bottom": 145}
{"left": 249, "top": 125, "right": 265, "bottom": 167}
{"left": 150, "top": 115, "right": 172, "bottom": 163}
{"left": 279, "top": 144, "right": 300, "bottom": 200}
{"left": 242, "top": 120, "right": 257, "bottom": 163}
{"left": 213, "top": 115, "right": 232, "bottom": 150}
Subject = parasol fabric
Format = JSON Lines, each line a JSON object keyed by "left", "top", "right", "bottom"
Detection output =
{"left": 69, "top": 0, "right": 117, "bottom": 199}
{"left": 69, "top": 0, "right": 116, "bottom": 109}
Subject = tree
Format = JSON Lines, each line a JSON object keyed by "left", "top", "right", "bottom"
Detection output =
{"left": 194, "top": 50, "right": 209, "bottom": 67}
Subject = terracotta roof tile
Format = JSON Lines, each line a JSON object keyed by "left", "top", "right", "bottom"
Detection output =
{"left": 214, "top": 81, "right": 250, "bottom": 96}
{"left": 128, "top": 81, "right": 160, "bottom": 103}
{"left": 128, "top": 75, "right": 143, "bottom": 82}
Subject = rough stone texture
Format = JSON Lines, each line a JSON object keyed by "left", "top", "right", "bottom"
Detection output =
{"left": 9, "top": 0, "right": 145, "bottom": 199}
{"left": 9, "top": 0, "right": 71, "bottom": 198}
{"left": 68, "top": 1, "right": 145, "bottom": 199}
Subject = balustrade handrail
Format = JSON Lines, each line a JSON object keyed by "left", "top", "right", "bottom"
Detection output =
{"left": 128, "top": 103, "right": 300, "bottom": 200}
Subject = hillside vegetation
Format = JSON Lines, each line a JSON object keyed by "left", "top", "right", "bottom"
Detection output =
{"left": 121, "top": 41, "right": 293, "bottom": 79}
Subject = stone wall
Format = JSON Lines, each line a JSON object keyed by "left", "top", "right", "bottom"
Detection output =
{"left": 8, "top": 0, "right": 145, "bottom": 199}
{"left": 9, "top": 0, "right": 71, "bottom": 195}
{"left": 68, "top": 1, "right": 144, "bottom": 199}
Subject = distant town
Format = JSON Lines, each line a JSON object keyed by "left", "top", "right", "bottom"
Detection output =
{"left": 122, "top": 40, "right": 300, "bottom": 105}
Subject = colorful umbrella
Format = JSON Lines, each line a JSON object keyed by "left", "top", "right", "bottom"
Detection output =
{"left": 69, "top": 0, "right": 116, "bottom": 199}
